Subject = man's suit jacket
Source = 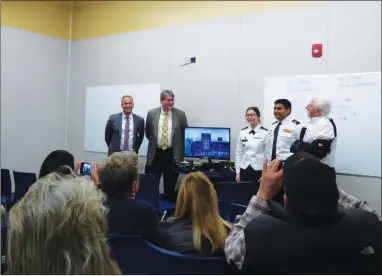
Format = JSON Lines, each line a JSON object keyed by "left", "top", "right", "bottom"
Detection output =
{"left": 105, "top": 112, "right": 145, "bottom": 156}
{"left": 145, "top": 107, "right": 188, "bottom": 166}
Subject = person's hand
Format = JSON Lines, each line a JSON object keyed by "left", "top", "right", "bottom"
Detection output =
{"left": 235, "top": 174, "right": 241, "bottom": 182}
{"left": 234, "top": 214, "right": 243, "bottom": 223}
{"left": 256, "top": 159, "right": 284, "bottom": 201}
{"left": 74, "top": 161, "right": 83, "bottom": 175}
{"left": 0, "top": 204, "right": 5, "bottom": 217}
{"left": 90, "top": 161, "right": 100, "bottom": 185}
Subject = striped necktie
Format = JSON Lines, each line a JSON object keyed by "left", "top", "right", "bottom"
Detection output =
{"left": 123, "top": 116, "right": 130, "bottom": 150}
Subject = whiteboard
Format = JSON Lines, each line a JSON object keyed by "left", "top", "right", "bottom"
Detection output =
{"left": 84, "top": 83, "right": 161, "bottom": 156}
{"left": 263, "top": 72, "right": 381, "bottom": 177}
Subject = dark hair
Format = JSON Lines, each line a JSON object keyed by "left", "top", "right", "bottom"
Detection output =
{"left": 246, "top": 106, "right": 261, "bottom": 123}
{"left": 39, "top": 150, "right": 75, "bottom": 178}
{"left": 283, "top": 153, "right": 339, "bottom": 224}
{"left": 246, "top": 106, "right": 261, "bottom": 117}
{"left": 274, "top": 99, "right": 292, "bottom": 114}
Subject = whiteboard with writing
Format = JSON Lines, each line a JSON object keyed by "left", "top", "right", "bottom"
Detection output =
{"left": 84, "top": 83, "right": 161, "bottom": 156}
{"left": 263, "top": 72, "right": 381, "bottom": 177}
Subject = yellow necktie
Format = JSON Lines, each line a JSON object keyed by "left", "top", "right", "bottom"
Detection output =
{"left": 161, "top": 113, "right": 169, "bottom": 150}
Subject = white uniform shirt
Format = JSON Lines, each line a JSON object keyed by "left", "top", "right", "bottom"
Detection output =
{"left": 303, "top": 116, "right": 337, "bottom": 167}
{"left": 235, "top": 124, "right": 269, "bottom": 173}
{"left": 120, "top": 113, "right": 134, "bottom": 150}
{"left": 156, "top": 108, "right": 173, "bottom": 148}
{"left": 265, "top": 115, "right": 305, "bottom": 162}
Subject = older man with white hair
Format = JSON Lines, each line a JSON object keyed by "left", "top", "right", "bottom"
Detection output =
{"left": 290, "top": 97, "right": 337, "bottom": 167}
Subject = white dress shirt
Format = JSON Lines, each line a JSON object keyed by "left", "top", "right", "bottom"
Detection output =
{"left": 120, "top": 113, "right": 134, "bottom": 150}
{"left": 265, "top": 115, "right": 305, "bottom": 162}
{"left": 303, "top": 116, "right": 337, "bottom": 167}
{"left": 235, "top": 124, "right": 269, "bottom": 173}
{"left": 157, "top": 108, "right": 173, "bottom": 148}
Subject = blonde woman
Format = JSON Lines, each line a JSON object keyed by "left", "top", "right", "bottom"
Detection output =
{"left": 7, "top": 172, "right": 120, "bottom": 275}
{"left": 157, "top": 172, "right": 231, "bottom": 256}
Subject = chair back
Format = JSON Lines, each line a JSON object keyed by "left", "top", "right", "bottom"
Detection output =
{"left": 1, "top": 170, "right": 12, "bottom": 203}
{"left": 12, "top": 171, "right": 36, "bottom": 201}
{"left": 145, "top": 241, "right": 228, "bottom": 275}
{"left": 215, "top": 181, "right": 255, "bottom": 205}
{"left": 107, "top": 234, "right": 153, "bottom": 275}
{"left": 218, "top": 200, "right": 228, "bottom": 221}
{"left": 136, "top": 174, "right": 159, "bottom": 208}
{"left": 107, "top": 234, "right": 228, "bottom": 275}
{"left": 227, "top": 203, "right": 247, "bottom": 223}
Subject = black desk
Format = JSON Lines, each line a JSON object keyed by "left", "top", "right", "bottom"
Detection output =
{"left": 175, "top": 169, "right": 236, "bottom": 184}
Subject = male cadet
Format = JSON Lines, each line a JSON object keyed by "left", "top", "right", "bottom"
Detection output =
{"left": 265, "top": 99, "right": 305, "bottom": 163}
{"left": 264, "top": 99, "right": 305, "bottom": 205}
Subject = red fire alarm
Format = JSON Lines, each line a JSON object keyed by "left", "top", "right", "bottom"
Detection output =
{"left": 312, "top": 44, "right": 323, "bottom": 58}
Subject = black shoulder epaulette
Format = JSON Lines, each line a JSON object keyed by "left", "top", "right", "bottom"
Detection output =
{"left": 272, "top": 121, "right": 278, "bottom": 125}
{"left": 292, "top": 119, "right": 301, "bottom": 125}
{"left": 260, "top": 126, "right": 268, "bottom": 131}
{"left": 241, "top": 126, "right": 249, "bottom": 130}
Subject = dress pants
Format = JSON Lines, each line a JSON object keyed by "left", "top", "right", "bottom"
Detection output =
{"left": 240, "top": 166, "right": 262, "bottom": 195}
{"left": 145, "top": 148, "right": 178, "bottom": 202}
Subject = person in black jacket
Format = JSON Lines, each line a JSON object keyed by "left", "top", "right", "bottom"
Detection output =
{"left": 96, "top": 151, "right": 159, "bottom": 242}
{"left": 157, "top": 172, "right": 231, "bottom": 256}
{"left": 226, "top": 153, "right": 382, "bottom": 274}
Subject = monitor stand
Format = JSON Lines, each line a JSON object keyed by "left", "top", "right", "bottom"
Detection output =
{"left": 208, "top": 158, "right": 214, "bottom": 166}
{"left": 205, "top": 158, "right": 216, "bottom": 172}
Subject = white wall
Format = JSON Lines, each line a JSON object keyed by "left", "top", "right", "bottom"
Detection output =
{"left": 67, "top": 1, "right": 381, "bottom": 213}
{"left": 1, "top": 26, "right": 70, "bottom": 177}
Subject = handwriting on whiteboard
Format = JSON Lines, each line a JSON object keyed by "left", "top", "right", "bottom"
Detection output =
{"left": 285, "top": 78, "right": 323, "bottom": 93}
{"left": 338, "top": 75, "right": 378, "bottom": 88}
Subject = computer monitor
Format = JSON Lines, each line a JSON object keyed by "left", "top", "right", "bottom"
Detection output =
{"left": 184, "top": 127, "right": 230, "bottom": 160}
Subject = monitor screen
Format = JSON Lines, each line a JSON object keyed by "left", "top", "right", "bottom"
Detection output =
{"left": 184, "top": 127, "right": 230, "bottom": 160}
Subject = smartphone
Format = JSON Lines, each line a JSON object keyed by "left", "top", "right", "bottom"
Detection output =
{"left": 80, "top": 162, "right": 92, "bottom": 176}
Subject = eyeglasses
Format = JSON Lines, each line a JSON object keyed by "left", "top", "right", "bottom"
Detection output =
{"left": 245, "top": 113, "right": 257, "bottom": 117}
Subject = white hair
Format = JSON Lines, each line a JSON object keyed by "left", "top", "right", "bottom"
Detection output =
{"left": 311, "top": 97, "right": 331, "bottom": 116}
{"left": 7, "top": 172, "right": 120, "bottom": 275}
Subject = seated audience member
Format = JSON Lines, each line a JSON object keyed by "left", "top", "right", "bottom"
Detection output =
{"left": 157, "top": 172, "right": 231, "bottom": 256}
{"left": 39, "top": 150, "right": 81, "bottom": 178}
{"left": 7, "top": 173, "right": 120, "bottom": 274}
{"left": 96, "top": 151, "right": 159, "bottom": 242}
{"left": 225, "top": 153, "right": 382, "bottom": 274}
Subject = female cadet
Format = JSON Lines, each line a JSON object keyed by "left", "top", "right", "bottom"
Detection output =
{"left": 235, "top": 107, "right": 269, "bottom": 191}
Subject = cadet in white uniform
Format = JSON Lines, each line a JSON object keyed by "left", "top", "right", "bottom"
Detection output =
{"left": 265, "top": 99, "right": 305, "bottom": 163}
{"left": 235, "top": 107, "right": 268, "bottom": 188}
{"left": 264, "top": 99, "right": 304, "bottom": 207}
{"left": 290, "top": 97, "right": 337, "bottom": 167}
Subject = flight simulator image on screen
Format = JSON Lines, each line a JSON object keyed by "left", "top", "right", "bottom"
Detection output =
{"left": 184, "top": 127, "right": 230, "bottom": 160}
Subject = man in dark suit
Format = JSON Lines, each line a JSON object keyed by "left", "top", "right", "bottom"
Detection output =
{"left": 105, "top": 95, "right": 145, "bottom": 156}
{"left": 145, "top": 90, "right": 188, "bottom": 202}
